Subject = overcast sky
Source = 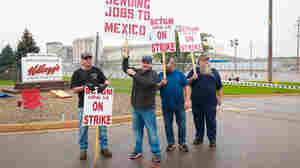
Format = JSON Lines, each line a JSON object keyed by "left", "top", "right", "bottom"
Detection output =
{"left": 0, "top": 0, "right": 299, "bottom": 58}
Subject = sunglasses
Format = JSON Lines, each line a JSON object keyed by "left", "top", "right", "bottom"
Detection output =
{"left": 82, "top": 56, "right": 92, "bottom": 60}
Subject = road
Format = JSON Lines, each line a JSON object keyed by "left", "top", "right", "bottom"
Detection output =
{"left": 0, "top": 95, "right": 299, "bottom": 168}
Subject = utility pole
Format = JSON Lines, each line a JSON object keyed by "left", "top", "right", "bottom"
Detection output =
{"left": 268, "top": 0, "right": 273, "bottom": 82}
{"left": 296, "top": 17, "right": 300, "bottom": 73}
{"left": 95, "top": 32, "right": 99, "bottom": 67}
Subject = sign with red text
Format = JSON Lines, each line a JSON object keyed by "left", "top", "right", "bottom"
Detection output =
{"left": 104, "top": 0, "right": 151, "bottom": 41}
{"left": 150, "top": 17, "right": 176, "bottom": 53}
{"left": 83, "top": 87, "right": 113, "bottom": 126}
{"left": 21, "top": 54, "right": 63, "bottom": 82}
{"left": 177, "top": 26, "right": 202, "bottom": 52}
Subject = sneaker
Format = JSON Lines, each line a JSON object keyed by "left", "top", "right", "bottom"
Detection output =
{"left": 128, "top": 152, "right": 142, "bottom": 160}
{"left": 80, "top": 150, "right": 87, "bottom": 160}
{"left": 179, "top": 144, "right": 189, "bottom": 152}
{"left": 209, "top": 142, "right": 216, "bottom": 148}
{"left": 166, "top": 144, "right": 176, "bottom": 152}
{"left": 152, "top": 155, "right": 161, "bottom": 163}
{"left": 101, "top": 148, "right": 112, "bottom": 158}
{"left": 193, "top": 139, "right": 203, "bottom": 145}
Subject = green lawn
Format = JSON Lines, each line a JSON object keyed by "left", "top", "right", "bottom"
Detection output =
{"left": 0, "top": 80, "right": 14, "bottom": 86}
{"left": 249, "top": 81, "right": 300, "bottom": 87}
{"left": 223, "top": 85, "right": 300, "bottom": 95}
{"left": 1, "top": 78, "right": 300, "bottom": 95}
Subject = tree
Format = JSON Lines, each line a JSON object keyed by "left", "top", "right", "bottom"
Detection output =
{"left": 15, "top": 29, "right": 40, "bottom": 82}
{"left": 16, "top": 29, "right": 40, "bottom": 61}
{"left": 152, "top": 31, "right": 215, "bottom": 72}
{"left": 200, "top": 33, "right": 214, "bottom": 53}
{"left": 0, "top": 44, "right": 15, "bottom": 66}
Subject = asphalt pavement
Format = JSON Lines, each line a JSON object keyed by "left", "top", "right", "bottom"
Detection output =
{"left": 1, "top": 95, "right": 300, "bottom": 168}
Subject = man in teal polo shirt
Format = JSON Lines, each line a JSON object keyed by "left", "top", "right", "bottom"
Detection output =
{"left": 157, "top": 57, "right": 191, "bottom": 152}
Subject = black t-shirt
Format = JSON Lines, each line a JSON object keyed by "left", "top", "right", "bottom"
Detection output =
{"left": 71, "top": 66, "right": 107, "bottom": 107}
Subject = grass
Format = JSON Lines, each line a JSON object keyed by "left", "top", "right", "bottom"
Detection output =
{"left": 1, "top": 78, "right": 300, "bottom": 95}
{"left": 249, "top": 81, "right": 300, "bottom": 87}
{"left": 223, "top": 85, "right": 300, "bottom": 95}
{"left": 0, "top": 80, "right": 14, "bottom": 86}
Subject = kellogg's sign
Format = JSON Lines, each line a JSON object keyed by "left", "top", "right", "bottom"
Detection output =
{"left": 22, "top": 54, "right": 63, "bottom": 82}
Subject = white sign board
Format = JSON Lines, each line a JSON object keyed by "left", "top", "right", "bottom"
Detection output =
{"left": 83, "top": 87, "right": 113, "bottom": 126}
{"left": 21, "top": 54, "right": 63, "bottom": 82}
{"left": 177, "top": 26, "right": 202, "bottom": 52}
{"left": 150, "top": 17, "right": 176, "bottom": 53}
{"left": 104, "top": 0, "right": 152, "bottom": 41}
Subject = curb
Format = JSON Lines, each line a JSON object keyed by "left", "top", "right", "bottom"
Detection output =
{"left": 0, "top": 111, "right": 162, "bottom": 133}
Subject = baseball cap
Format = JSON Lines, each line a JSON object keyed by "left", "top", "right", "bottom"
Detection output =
{"left": 81, "top": 53, "right": 93, "bottom": 59}
{"left": 142, "top": 56, "right": 152, "bottom": 63}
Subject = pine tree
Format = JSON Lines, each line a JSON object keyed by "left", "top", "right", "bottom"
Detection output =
{"left": 16, "top": 29, "right": 40, "bottom": 62}
{"left": 0, "top": 44, "right": 15, "bottom": 66}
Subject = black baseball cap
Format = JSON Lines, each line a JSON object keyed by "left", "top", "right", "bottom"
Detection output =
{"left": 81, "top": 53, "right": 93, "bottom": 59}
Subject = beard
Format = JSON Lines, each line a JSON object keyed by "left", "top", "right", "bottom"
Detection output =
{"left": 199, "top": 64, "right": 212, "bottom": 75}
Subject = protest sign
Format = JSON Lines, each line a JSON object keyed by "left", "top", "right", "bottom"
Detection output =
{"left": 104, "top": 0, "right": 152, "bottom": 41}
{"left": 177, "top": 26, "right": 202, "bottom": 52}
{"left": 150, "top": 17, "right": 176, "bottom": 53}
{"left": 83, "top": 87, "right": 113, "bottom": 126}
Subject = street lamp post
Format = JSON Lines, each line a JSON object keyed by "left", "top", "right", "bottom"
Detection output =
{"left": 230, "top": 38, "right": 239, "bottom": 73}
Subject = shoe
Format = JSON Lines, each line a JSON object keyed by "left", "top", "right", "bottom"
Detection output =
{"left": 193, "top": 139, "right": 203, "bottom": 145}
{"left": 128, "top": 152, "right": 143, "bottom": 160}
{"left": 152, "top": 155, "right": 161, "bottom": 163}
{"left": 179, "top": 144, "right": 189, "bottom": 152}
{"left": 209, "top": 142, "right": 216, "bottom": 148}
{"left": 80, "top": 150, "right": 87, "bottom": 160}
{"left": 166, "top": 144, "right": 176, "bottom": 152}
{"left": 101, "top": 148, "right": 112, "bottom": 158}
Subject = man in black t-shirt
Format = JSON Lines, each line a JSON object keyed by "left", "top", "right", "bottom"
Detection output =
{"left": 71, "top": 53, "right": 112, "bottom": 160}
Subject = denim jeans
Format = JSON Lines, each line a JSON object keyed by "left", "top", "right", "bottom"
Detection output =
{"left": 162, "top": 107, "right": 186, "bottom": 145}
{"left": 132, "top": 108, "right": 161, "bottom": 157}
{"left": 78, "top": 108, "right": 108, "bottom": 151}
{"left": 192, "top": 105, "right": 217, "bottom": 142}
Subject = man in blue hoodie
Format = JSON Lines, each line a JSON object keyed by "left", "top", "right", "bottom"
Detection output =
{"left": 157, "top": 57, "right": 191, "bottom": 152}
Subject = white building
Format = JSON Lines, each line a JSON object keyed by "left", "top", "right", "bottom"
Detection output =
{"left": 72, "top": 36, "right": 103, "bottom": 64}
{"left": 46, "top": 42, "right": 73, "bottom": 63}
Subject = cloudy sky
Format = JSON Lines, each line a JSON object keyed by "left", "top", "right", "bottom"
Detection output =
{"left": 0, "top": 0, "right": 299, "bottom": 58}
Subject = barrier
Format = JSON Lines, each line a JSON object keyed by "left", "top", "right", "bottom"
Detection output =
{"left": 222, "top": 80, "right": 300, "bottom": 90}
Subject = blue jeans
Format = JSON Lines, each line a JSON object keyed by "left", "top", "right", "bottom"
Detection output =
{"left": 162, "top": 107, "right": 186, "bottom": 145}
{"left": 192, "top": 105, "right": 217, "bottom": 142}
{"left": 78, "top": 108, "right": 108, "bottom": 151}
{"left": 132, "top": 108, "right": 161, "bottom": 157}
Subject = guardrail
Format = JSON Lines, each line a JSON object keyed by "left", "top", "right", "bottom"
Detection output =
{"left": 222, "top": 80, "right": 300, "bottom": 90}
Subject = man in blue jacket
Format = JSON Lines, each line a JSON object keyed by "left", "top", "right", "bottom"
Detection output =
{"left": 187, "top": 54, "right": 223, "bottom": 148}
{"left": 157, "top": 57, "right": 191, "bottom": 152}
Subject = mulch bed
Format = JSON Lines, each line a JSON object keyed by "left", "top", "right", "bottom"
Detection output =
{"left": 0, "top": 87, "right": 161, "bottom": 124}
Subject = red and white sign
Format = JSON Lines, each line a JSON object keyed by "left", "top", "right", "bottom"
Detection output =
{"left": 104, "top": 0, "right": 151, "bottom": 41}
{"left": 83, "top": 87, "right": 113, "bottom": 126}
{"left": 177, "top": 26, "right": 202, "bottom": 52}
{"left": 150, "top": 17, "right": 176, "bottom": 53}
{"left": 21, "top": 54, "right": 63, "bottom": 82}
